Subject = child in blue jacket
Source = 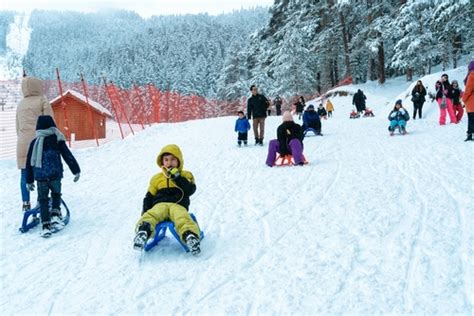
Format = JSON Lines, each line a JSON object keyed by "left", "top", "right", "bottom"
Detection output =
{"left": 234, "top": 110, "right": 251, "bottom": 146}
{"left": 388, "top": 100, "right": 410, "bottom": 135}
{"left": 25, "top": 115, "right": 80, "bottom": 238}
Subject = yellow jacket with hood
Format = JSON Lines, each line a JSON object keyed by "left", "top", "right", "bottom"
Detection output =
{"left": 142, "top": 144, "right": 196, "bottom": 213}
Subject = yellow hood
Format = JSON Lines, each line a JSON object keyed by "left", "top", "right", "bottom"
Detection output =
{"left": 21, "top": 77, "right": 44, "bottom": 97}
{"left": 157, "top": 144, "right": 184, "bottom": 171}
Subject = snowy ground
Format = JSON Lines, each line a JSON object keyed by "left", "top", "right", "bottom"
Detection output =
{"left": 1, "top": 68, "right": 473, "bottom": 314}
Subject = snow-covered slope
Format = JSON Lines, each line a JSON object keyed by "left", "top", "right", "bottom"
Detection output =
{"left": 0, "top": 68, "right": 473, "bottom": 314}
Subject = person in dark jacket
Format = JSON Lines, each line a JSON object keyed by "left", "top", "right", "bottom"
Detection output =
{"left": 274, "top": 96, "right": 282, "bottom": 116}
{"left": 234, "top": 110, "right": 251, "bottom": 146}
{"left": 411, "top": 80, "right": 427, "bottom": 119}
{"left": 302, "top": 105, "right": 322, "bottom": 135}
{"left": 247, "top": 85, "right": 270, "bottom": 146}
{"left": 388, "top": 100, "right": 410, "bottom": 135}
{"left": 294, "top": 96, "right": 305, "bottom": 120}
{"left": 265, "top": 111, "right": 305, "bottom": 166}
{"left": 134, "top": 144, "right": 201, "bottom": 255}
{"left": 435, "top": 73, "right": 457, "bottom": 125}
{"left": 352, "top": 89, "right": 367, "bottom": 113}
{"left": 317, "top": 104, "right": 328, "bottom": 118}
{"left": 25, "top": 115, "right": 80, "bottom": 238}
{"left": 451, "top": 80, "right": 464, "bottom": 122}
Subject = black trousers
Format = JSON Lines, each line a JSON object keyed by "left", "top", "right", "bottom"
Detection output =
{"left": 37, "top": 179, "right": 62, "bottom": 224}
{"left": 467, "top": 112, "right": 474, "bottom": 134}
{"left": 413, "top": 102, "right": 424, "bottom": 119}
{"left": 238, "top": 132, "right": 248, "bottom": 144}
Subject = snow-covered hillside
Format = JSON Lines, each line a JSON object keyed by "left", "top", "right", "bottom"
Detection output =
{"left": 0, "top": 12, "right": 31, "bottom": 80}
{"left": 0, "top": 67, "right": 473, "bottom": 314}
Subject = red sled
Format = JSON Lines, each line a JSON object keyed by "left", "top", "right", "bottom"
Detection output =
{"left": 273, "top": 154, "right": 309, "bottom": 167}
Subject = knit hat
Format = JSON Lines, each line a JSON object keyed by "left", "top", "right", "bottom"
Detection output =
{"left": 468, "top": 60, "right": 474, "bottom": 72}
{"left": 452, "top": 80, "right": 459, "bottom": 85}
{"left": 395, "top": 99, "right": 402, "bottom": 106}
{"left": 36, "top": 115, "right": 57, "bottom": 130}
{"left": 282, "top": 111, "right": 293, "bottom": 122}
{"left": 307, "top": 105, "right": 315, "bottom": 110}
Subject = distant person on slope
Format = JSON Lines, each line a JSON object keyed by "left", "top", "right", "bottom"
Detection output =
{"left": 247, "top": 85, "right": 270, "bottom": 146}
{"left": 435, "top": 73, "right": 457, "bottom": 125}
{"left": 302, "top": 105, "right": 322, "bottom": 135}
{"left": 462, "top": 60, "right": 474, "bottom": 141}
{"left": 274, "top": 96, "right": 283, "bottom": 116}
{"left": 266, "top": 111, "right": 305, "bottom": 166}
{"left": 16, "top": 76, "right": 55, "bottom": 213}
{"left": 234, "top": 110, "right": 251, "bottom": 147}
{"left": 294, "top": 96, "right": 306, "bottom": 120}
{"left": 25, "top": 116, "right": 80, "bottom": 238}
{"left": 451, "top": 80, "right": 464, "bottom": 123}
{"left": 326, "top": 99, "right": 334, "bottom": 117}
{"left": 317, "top": 103, "right": 328, "bottom": 119}
{"left": 411, "top": 80, "right": 427, "bottom": 119}
{"left": 388, "top": 99, "right": 410, "bottom": 136}
{"left": 133, "top": 144, "right": 201, "bottom": 255}
{"left": 352, "top": 89, "right": 367, "bottom": 114}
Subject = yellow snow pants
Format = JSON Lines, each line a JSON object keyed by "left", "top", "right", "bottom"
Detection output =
{"left": 136, "top": 202, "right": 200, "bottom": 242}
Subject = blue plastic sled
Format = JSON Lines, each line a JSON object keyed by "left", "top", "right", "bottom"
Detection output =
{"left": 19, "top": 199, "right": 71, "bottom": 233}
{"left": 144, "top": 213, "right": 204, "bottom": 252}
{"left": 303, "top": 128, "right": 320, "bottom": 137}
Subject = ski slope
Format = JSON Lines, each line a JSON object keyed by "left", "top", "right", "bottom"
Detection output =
{"left": 1, "top": 70, "right": 473, "bottom": 314}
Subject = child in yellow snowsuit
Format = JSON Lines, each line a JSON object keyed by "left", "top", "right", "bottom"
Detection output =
{"left": 133, "top": 144, "right": 201, "bottom": 254}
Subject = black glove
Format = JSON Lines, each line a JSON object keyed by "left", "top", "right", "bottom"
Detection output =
{"left": 26, "top": 183, "right": 35, "bottom": 191}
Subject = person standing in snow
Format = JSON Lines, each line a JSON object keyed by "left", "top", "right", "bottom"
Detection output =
{"left": 451, "top": 80, "right": 464, "bottom": 122}
{"left": 302, "top": 105, "right": 322, "bottom": 135}
{"left": 388, "top": 99, "right": 410, "bottom": 136}
{"left": 294, "top": 96, "right": 305, "bottom": 120}
{"left": 234, "top": 110, "right": 251, "bottom": 147}
{"left": 247, "top": 85, "right": 270, "bottom": 146}
{"left": 25, "top": 116, "right": 80, "bottom": 238}
{"left": 134, "top": 144, "right": 201, "bottom": 255}
{"left": 462, "top": 60, "right": 474, "bottom": 141}
{"left": 352, "top": 89, "right": 367, "bottom": 114}
{"left": 274, "top": 96, "right": 283, "bottom": 116}
{"left": 16, "top": 76, "right": 55, "bottom": 212}
{"left": 411, "top": 80, "right": 427, "bottom": 119}
{"left": 326, "top": 99, "right": 334, "bottom": 118}
{"left": 317, "top": 103, "right": 328, "bottom": 119}
{"left": 435, "top": 73, "right": 457, "bottom": 125}
{"left": 266, "top": 111, "right": 305, "bottom": 167}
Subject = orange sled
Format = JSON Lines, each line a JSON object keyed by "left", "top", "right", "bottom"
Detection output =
{"left": 273, "top": 154, "right": 309, "bottom": 166}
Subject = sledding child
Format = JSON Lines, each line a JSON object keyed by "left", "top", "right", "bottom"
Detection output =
{"left": 25, "top": 115, "right": 81, "bottom": 238}
{"left": 451, "top": 80, "right": 464, "bottom": 122}
{"left": 133, "top": 144, "right": 201, "bottom": 255}
{"left": 266, "top": 111, "right": 305, "bottom": 166}
{"left": 234, "top": 110, "right": 251, "bottom": 146}
{"left": 388, "top": 100, "right": 410, "bottom": 135}
{"left": 326, "top": 99, "right": 334, "bottom": 117}
{"left": 302, "top": 105, "right": 322, "bottom": 135}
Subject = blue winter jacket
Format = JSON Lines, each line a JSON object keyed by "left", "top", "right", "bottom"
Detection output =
{"left": 25, "top": 116, "right": 80, "bottom": 183}
{"left": 302, "top": 110, "right": 320, "bottom": 129}
{"left": 235, "top": 117, "right": 251, "bottom": 133}
{"left": 388, "top": 108, "right": 410, "bottom": 122}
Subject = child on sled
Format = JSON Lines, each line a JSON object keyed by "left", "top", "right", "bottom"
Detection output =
{"left": 133, "top": 144, "right": 201, "bottom": 255}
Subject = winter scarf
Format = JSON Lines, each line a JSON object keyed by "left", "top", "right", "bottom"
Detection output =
{"left": 31, "top": 127, "right": 66, "bottom": 168}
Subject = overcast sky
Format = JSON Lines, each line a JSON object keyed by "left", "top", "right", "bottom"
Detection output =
{"left": 2, "top": 0, "right": 274, "bottom": 17}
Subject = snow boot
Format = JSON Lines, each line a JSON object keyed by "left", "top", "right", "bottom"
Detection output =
{"left": 401, "top": 126, "right": 407, "bottom": 135}
{"left": 183, "top": 231, "right": 201, "bottom": 255}
{"left": 465, "top": 133, "right": 473, "bottom": 142}
{"left": 133, "top": 222, "right": 151, "bottom": 250}
{"left": 50, "top": 209, "right": 65, "bottom": 233}
{"left": 40, "top": 223, "right": 52, "bottom": 238}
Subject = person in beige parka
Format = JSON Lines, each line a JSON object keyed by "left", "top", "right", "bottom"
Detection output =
{"left": 16, "top": 76, "right": 54, "bottom": 211}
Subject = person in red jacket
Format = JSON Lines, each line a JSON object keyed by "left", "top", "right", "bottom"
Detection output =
{"left": 462, "top": 60, "right": 474, "bottom": 141}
